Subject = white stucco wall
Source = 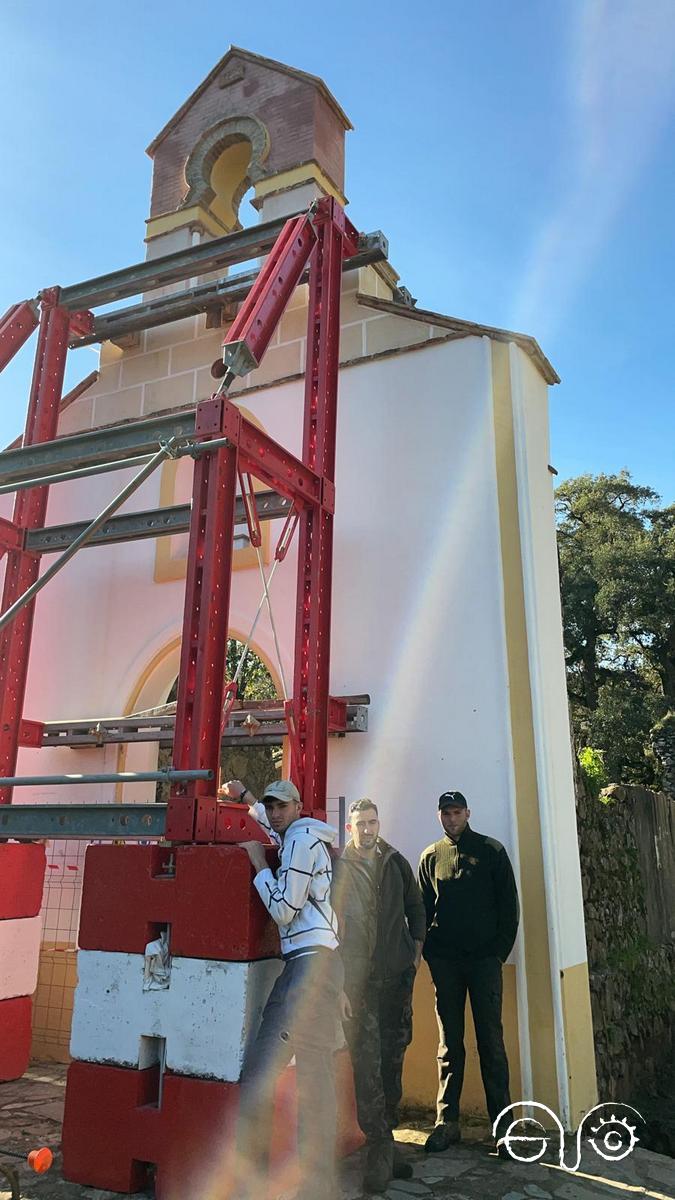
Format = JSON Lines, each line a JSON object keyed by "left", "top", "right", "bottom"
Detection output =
{"left": 328, "top": 337, "right": 514, "bottom": 867}
{"left": 8, "top": 334, "right": 518, "bottom": 946}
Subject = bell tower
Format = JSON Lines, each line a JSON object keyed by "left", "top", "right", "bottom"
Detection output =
{"left": 145, "top": 47, "right": 352, "bottom": 254}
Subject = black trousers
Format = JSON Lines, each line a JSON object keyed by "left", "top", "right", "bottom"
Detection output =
{"left": 427, "top": 954, "right": 510, "bottom": 1126}
{"left": 344, "top": 969, "right": 414, "bottom": 1144}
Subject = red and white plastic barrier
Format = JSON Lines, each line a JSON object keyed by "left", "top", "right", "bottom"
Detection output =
{"left": 0, "top": 844, "right": 46, "bottom": 1080}
{"left": 63, "top": 844, "right": 362, "bottom": 1196}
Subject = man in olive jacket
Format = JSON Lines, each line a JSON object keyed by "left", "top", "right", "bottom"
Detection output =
{"left": 418, "top": 790, "right": 519, "bottom": 1153}
{"left": 334, "top": 799, "right": 426, "bottom": 1193}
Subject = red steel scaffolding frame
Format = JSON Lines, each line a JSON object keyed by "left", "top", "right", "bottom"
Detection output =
{"left": 0, "top": 197, "right": 360, "bottom": 839}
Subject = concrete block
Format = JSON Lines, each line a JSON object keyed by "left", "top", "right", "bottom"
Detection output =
{"left": 92, "top": 384, "right": 144, "bottom": 427}
{"left": 63, "top": 1052, "right": 362, "bottom": 1196}
{"left": 78, "top": 843, "right": 280, "bottom": 960}
{"left": 278, "top": 305, "right": 308, "bottom": 344}
{"left": 195, "top": 364, "right": 218, "bottom": 401}
{"left": 339, "top": 322, "right": 364, "bottom": 363}
{"left": 120, "top": 348, "right": 171, "bottom": 388}
{"left": 85, "top": 361, "right": 121, "bottom": 396}
{"left": 0, "top": 996, "right": 32, "bottom": 1081}
{"left": 0, "top": 916, "right": 41, "bottom": 1000}
{"left": 145, "top": 317, "right": 197, "bottom": 351}
{"left": 143, "top": 371, "right": 195, "bottom": 414}
{"left": 286, "top": 282, "right": 309, "bottom": 311}
{"left": 365, "top": 315, "right": 431, "bottom": 356}
{"left": 169, "top": 330, "right": 223, "bottom": 374}
{"left": 242, "top": 339, "right": 302, "bottom": 389}
{"left": 71, "top": 950, "right": 282, "bottom": 1081}
{"left": 0, "top": 844, "right": 45, "bottom": 919}
{"left": 56, "top": 399, "right": 94, "bottom": 436}
{"left": 100, "top": 336, "right": 145, "bottom": 365}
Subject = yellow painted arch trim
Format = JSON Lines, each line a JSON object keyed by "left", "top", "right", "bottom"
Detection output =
{"left": 145, "top": 204, "right": 232, "bottom": 242}
{"left": 253, "top": 160, "right": 347, "bottom": 207}
{"left": 114, "top": 631, "right": 286, "bottom": 802}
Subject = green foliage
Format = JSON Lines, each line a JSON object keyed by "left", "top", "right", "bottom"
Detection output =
{"left": 578, "top": 747, "right": 609, "bottom": 798}
{"left": 653, "top": 710, "right": 675, "bottom": 736}
{"left": 556, "top": 471, "right": 675, "bottom": 785}
{"left": 225, "top": 638, "right": 278, "bottom": 703}
{"left": 221, "top": 639, "right": 281, "bottom": 796}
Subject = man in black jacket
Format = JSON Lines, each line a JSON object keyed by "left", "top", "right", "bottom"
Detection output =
{"left": 418, "top": 791, "right": 519, "bottom": 1153}
{"left": 335, "top": 799, "right": 426, "bottom": 1194}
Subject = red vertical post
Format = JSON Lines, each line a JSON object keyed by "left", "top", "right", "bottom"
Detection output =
{"left": 166, "top": 399, "right": 240, "bottom": 843}
{"left": 0, "top": 291, "right": 71, "bottom": 804}
{"left": 291, "top": 201, "right": 347, "bottom": 819}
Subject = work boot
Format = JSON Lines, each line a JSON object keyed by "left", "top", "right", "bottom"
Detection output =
{"left": 424, "top": 1121, "right": 461, "bottom": 1152}
{"left": 364, "top": 1138, "right": 394, "bottom": 1193}
{"left": 392, "top": 1142, "right": 414, "bottom": 1179}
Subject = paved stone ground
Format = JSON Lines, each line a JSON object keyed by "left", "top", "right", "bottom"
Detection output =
{"left": 1, "top": 1065, "right": 674, "bottom": 1200}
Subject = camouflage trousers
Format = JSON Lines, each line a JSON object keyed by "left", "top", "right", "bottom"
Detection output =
{"left": 344, "top": 968, "right": 415, "bottom": 1143}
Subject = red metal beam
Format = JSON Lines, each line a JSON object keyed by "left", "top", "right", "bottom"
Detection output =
{"left": 166, "top": 416, "right": 240, "bottom": 842}
{"left": 161, "top": 199, "right": 360, "bottom": 839}
{"left": 198, "top": 395, "right": 326, "bottom": 509}
{"left": 0, "top": 301, "right": 39, "bottom": 374}
{"left": 0, "top": 518, "right": 24, "bottom": 557}
{"left": 291, "top": 198, "right": 356, "bottom": 817}
{"left": 18, "top": 719, "right": 44, "bottom": 749}
{"left": 0, "top": 291, "right": 71, "bottom": 804}
{"left": 220, "top": 212, "right": 317, "bottom": 378}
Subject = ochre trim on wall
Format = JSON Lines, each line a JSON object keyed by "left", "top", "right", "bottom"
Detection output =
{"left": 491, "top": 339, "right": 558, "bottom": 1110}
{"left": 145, "top": 203, "right": 231, "bottom": 241}
{"left": 403, "top": 963, "right": 521, "bottom": 1114}
{"left": 253, "top": 160, "right": 347, "bottom": 207}
{"left": 153, "top": 406, "right": 272, "bottom": 583}
{"left": 114, "top": 636, "right": 182, "bottom": 802}
{"left": 560, "top": 960, "right": 598, "bottom": 1125}
{"left": 114, "top": 631, "right": 285, "bottom": 801}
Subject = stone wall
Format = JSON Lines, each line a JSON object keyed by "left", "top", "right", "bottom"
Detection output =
{"left": 576, "top": 774, "right": 675, "bottom": 1117}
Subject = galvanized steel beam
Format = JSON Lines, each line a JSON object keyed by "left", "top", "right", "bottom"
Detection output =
{"left": 71, "top": 232, "right": 387, "bottom": 348}
{"left": 24, "top": 490, "right": 291, "bottom": 553}
{"left": 0, "top": 803, "right": 167, "bottom": 840}
{"left": 0, "top": 412, "right": 196, "bottom": 488}
{"left": 57, "top": 215, "right": 387, "bottom": 313}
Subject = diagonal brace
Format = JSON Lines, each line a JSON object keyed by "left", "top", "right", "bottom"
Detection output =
{"left": 0, "top": 440, "right": 177, "bottom": 636}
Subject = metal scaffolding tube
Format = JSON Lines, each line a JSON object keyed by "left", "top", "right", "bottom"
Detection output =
{"left": 73, "top": 271, "right": 258, "bottom": 346}
{"left": 0, "top": 451, "right": 157, "bottom": 495}
{"left": 0, "top": 441, "right": 175, "bottom": 635}
{"left": 0, "top": 412, "right": 196, "bottom": 487}
{"left": 57, "top": 219, "right": 386, "bottom": 312}
{"left": 0, "top": 434, "right": 232, "bottom": 497}
{"left": 0, "top": 769, "right": 212, "bottom": 787}
{"left": 56, "top": 216, "right": 289, "bottom": 309}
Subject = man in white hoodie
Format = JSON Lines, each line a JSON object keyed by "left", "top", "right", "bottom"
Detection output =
{"left": 222, "top": 778, "right": 342, "bottom": 1200}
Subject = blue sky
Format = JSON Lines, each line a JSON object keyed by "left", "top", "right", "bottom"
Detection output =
{"left": 1, "top": 0, "right": 674, "bottom": 501}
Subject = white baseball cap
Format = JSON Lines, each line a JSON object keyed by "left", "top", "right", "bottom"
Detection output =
{"left": 262, "top": 779, "right": 301, "bottom": 805}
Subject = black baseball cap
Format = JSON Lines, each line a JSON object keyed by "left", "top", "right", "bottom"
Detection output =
{"left": 438, "top": 790, "right": 468, "bottom": 811}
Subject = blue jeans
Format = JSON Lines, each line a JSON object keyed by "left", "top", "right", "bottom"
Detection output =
{"left": 237, "top": 949, "right": 343, "bottom": 1198}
